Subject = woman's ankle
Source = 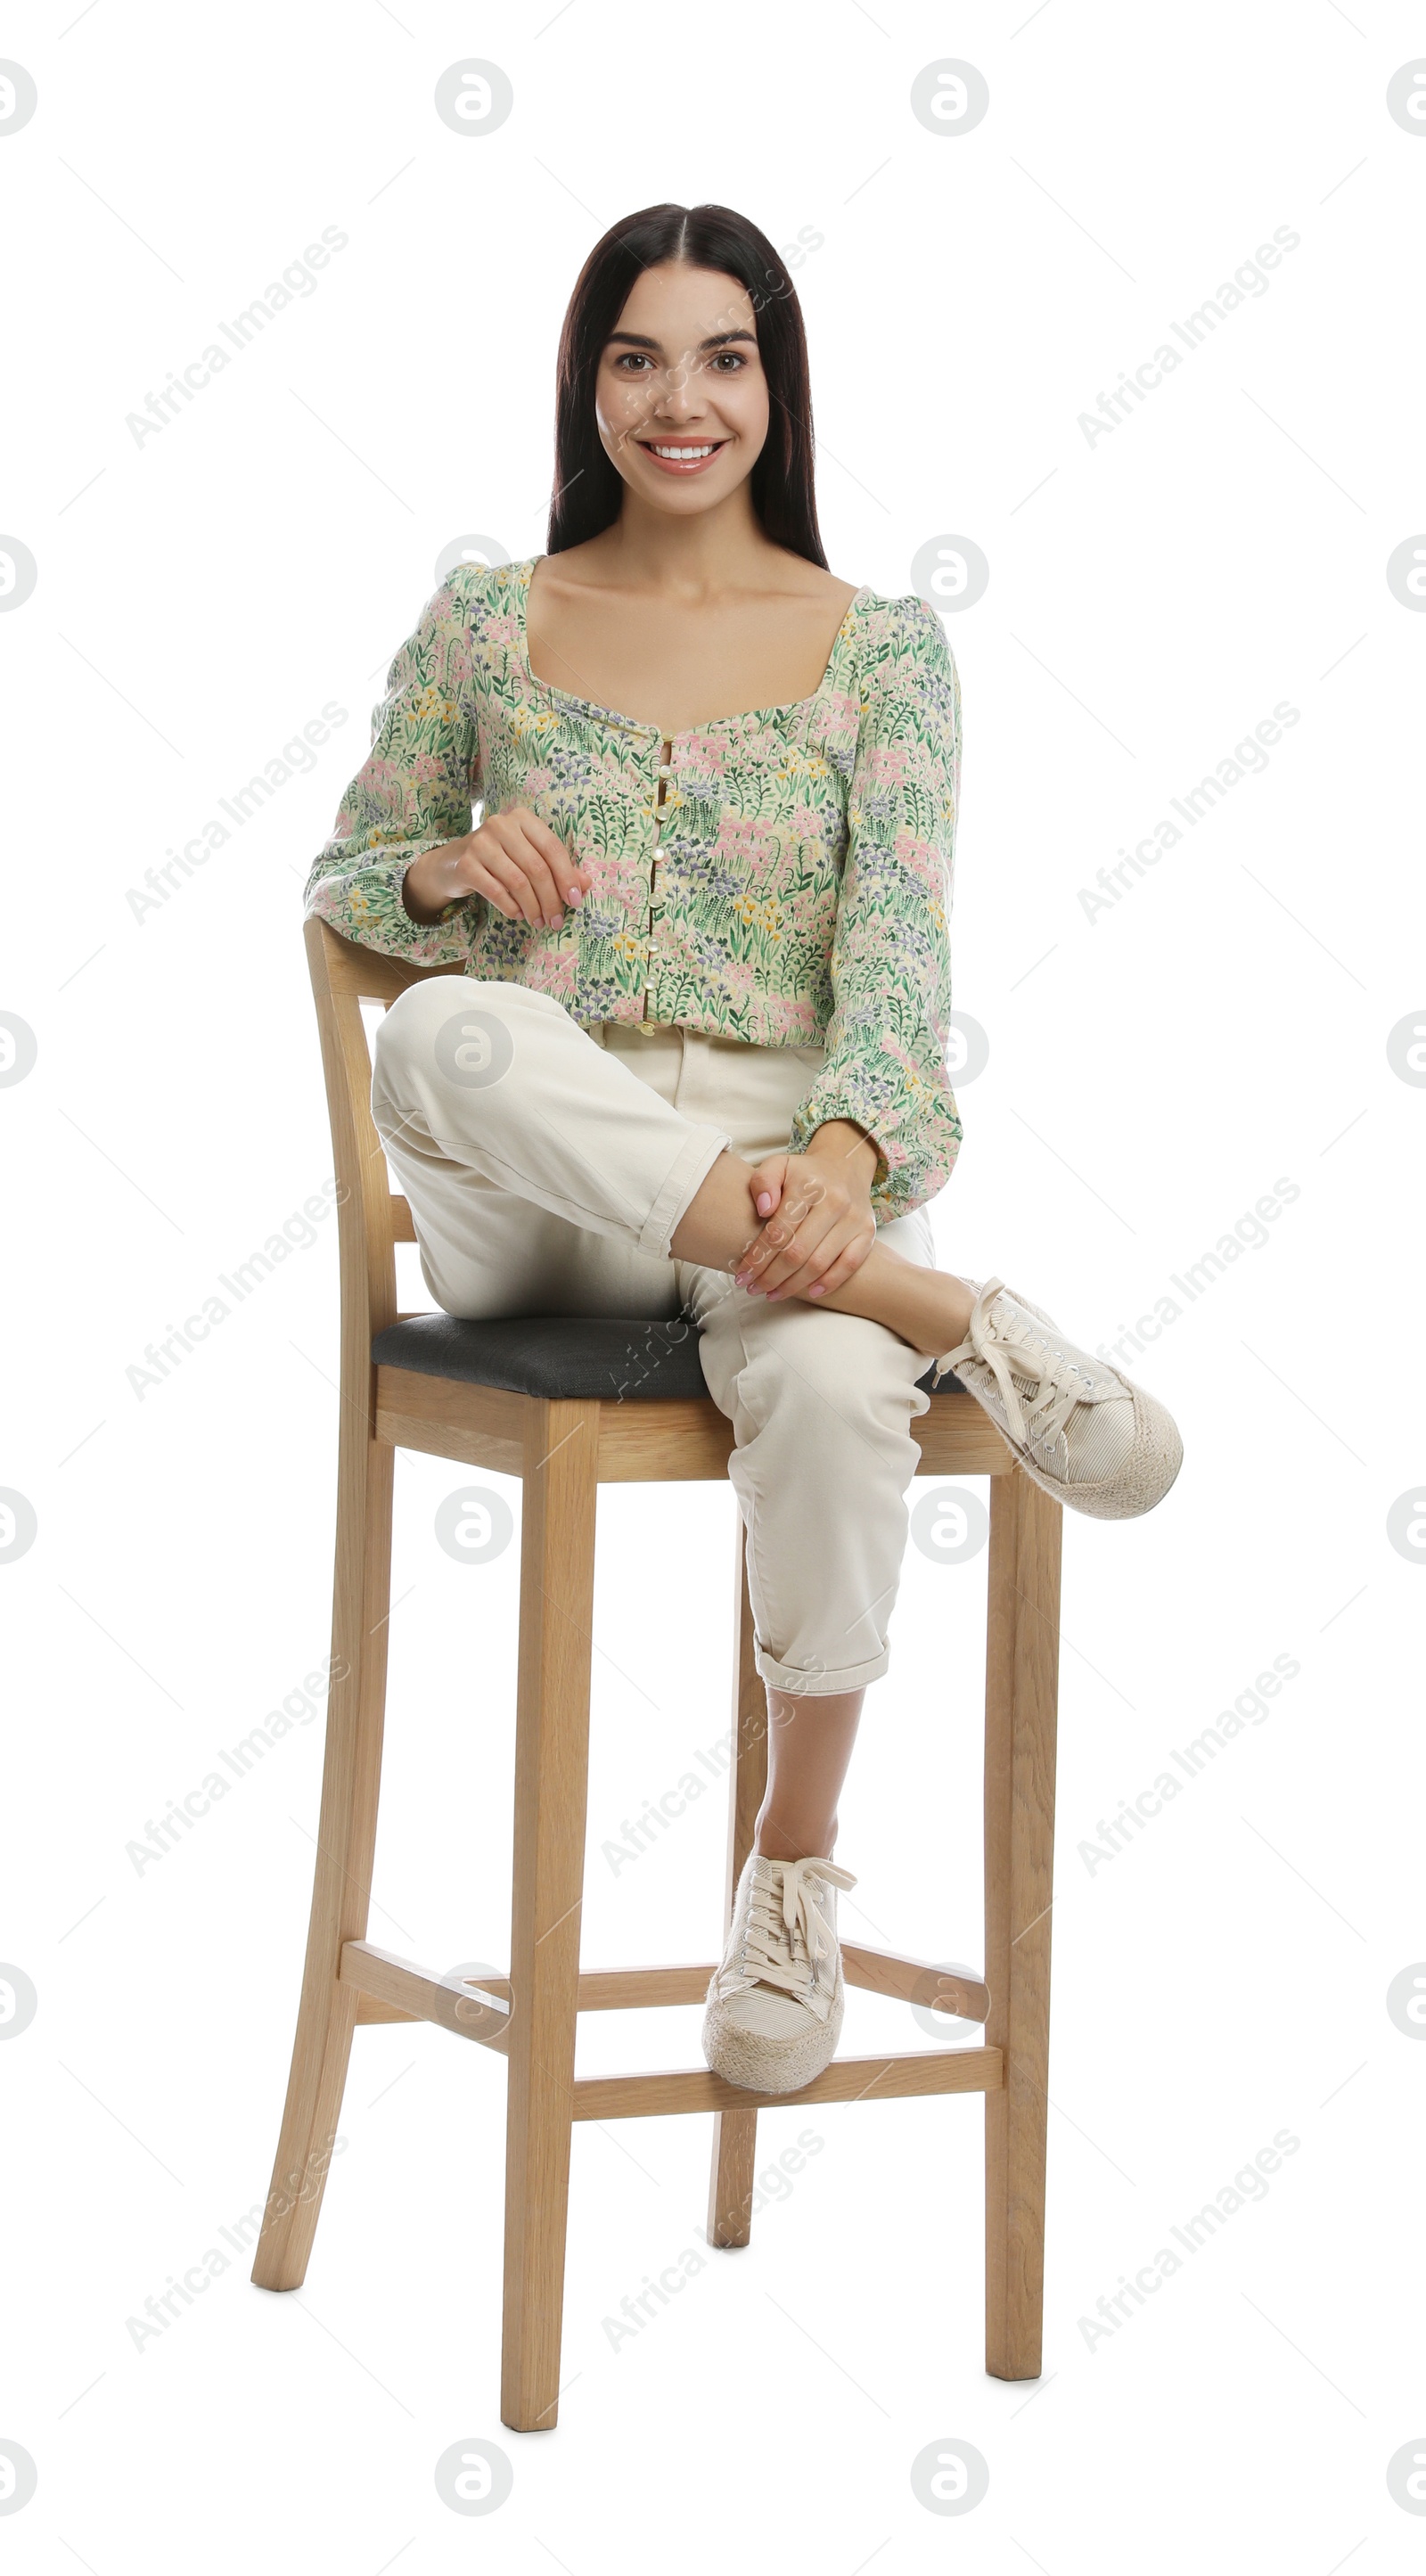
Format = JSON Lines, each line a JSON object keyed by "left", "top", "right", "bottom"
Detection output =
{"left": 814, "top": 1244, "right": 976, "bottom": 1356}
{"left": 752, "top": 1814, "right": 838, "bottom": 1863}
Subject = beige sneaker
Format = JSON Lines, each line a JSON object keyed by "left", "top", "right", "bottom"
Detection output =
{"left": 933, "top": 1276, "right": 1183, "bottom": 1520}
{"left": 702, "top": 1851, "right": 856, "bottom": 2096}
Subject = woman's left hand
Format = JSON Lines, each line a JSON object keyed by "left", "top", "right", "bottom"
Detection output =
{"left": 733, "top": 1121, "right": 880, "bottom": 1300}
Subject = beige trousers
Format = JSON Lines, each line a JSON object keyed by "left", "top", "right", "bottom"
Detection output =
{"left": 370, "top": 978, "right": 938, "bottom": 1695}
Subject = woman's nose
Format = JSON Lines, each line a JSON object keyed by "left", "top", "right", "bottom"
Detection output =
{"left": 652, "top": 363, "right": 703, "bottom": 415}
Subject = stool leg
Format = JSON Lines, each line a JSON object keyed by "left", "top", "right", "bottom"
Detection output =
{"left": 707, "top": 1526, "right": 768, "bottom": 2249}
{"left": 501, "top": 1399, "right": 599, "bottom": 2433}
{"left": 251, "top": 1407, "right": 394, "bottom": 2291}
{"left": 983, "top": 1465, "right": 1061, "bottom": 2378}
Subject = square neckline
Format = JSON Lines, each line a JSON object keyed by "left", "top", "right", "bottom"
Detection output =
{"left": 513, "top": 554, "right": 869, "bottom": 739}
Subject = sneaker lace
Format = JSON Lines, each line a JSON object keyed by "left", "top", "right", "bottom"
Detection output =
{"left": 936, "top": 1276, "right": 1098, "bottom": 1451}
{"left": 734, "top": 1856, "right": 857, "bottom": 2002}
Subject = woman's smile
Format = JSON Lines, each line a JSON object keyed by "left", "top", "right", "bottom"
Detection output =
{"left": 635, "top": 436, "right": 730, "bottom": 475}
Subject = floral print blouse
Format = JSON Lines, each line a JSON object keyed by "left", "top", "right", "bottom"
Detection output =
{"left": 305, "top": 556, "right": 963, "bottom": 1218}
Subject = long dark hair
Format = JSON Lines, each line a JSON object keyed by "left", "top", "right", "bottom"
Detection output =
{"left": 547, "top": 202, "right": 827, "bottom": 568}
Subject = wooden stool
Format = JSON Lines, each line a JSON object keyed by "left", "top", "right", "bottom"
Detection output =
{"left": 251, "top": 920, "right": 1064, "bottom": 2432}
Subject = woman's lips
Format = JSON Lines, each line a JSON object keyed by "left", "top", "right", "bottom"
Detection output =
{"left": 635, "top": 439, "right": 728, "bottom": 476}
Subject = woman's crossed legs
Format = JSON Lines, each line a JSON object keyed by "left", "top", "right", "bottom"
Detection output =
{"left": 370, "top": 975, "right": 955, "bottom": 1864}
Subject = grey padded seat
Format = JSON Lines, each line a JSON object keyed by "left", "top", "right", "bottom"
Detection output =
{"left": 373, "top": 1312, "right": 963, "bottom": 1403}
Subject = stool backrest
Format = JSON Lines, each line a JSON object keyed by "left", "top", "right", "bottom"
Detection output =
{"left": 303, "top": 915, "right": 466, "bottom": 1359}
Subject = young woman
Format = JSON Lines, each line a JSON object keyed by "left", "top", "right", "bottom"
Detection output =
{"left": 306, "top": 201, "right": 1182, "bottom": 2098}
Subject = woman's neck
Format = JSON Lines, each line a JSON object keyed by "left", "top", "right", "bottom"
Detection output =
{"left": 570, "top": 490, "right": 792, "bottom": 603}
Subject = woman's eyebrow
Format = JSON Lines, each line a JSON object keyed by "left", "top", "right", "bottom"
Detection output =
{"left": 604, "top": 328, "right": 758, "bottom": 354}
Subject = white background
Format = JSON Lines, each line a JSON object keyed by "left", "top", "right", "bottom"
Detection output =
{"left": 4, "top": 1, "right": 1423, "bottom": 2566}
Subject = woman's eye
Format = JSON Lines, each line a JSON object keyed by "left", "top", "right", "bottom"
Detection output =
{"left": 711, "top": 351, "right": 747, "bottom": 371}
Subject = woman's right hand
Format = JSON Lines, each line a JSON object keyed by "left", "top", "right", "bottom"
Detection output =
{"left": 402, "top": 806, "right": 592, "bottom": 928}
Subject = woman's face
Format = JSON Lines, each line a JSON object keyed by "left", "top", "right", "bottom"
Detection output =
{"left": 594, "top": 261, "right": 770, "bottom": 516}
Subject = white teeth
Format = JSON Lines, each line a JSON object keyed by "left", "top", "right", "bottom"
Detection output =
{"left": 648, "top": 443, "right": 717, "bottom": 460}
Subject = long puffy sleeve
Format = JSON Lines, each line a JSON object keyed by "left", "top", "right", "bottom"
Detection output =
{"left": 304, "top": 572, "right": 479, "bottom": 966}
{"left": 789, "top": 594, "right": 963, "bottom": 1219}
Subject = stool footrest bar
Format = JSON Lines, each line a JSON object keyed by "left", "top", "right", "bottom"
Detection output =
{"left": 340, "top": 1940, "right": 512, "bottom": 2052}
{"left": 574, "top": 1963, "right": 709, "bottom": 2009}
{"left": 571, "top": 2046, "right": 1003, "bottom": 2120}
{"left": 842, "top": 1945, "right": 989, "bottom": 2022}
{"left": 349, "top": 1952, "right": 991, "bottom": 2026}
{"left": 352, "top": 1960, "right": 714, "bottom": 2022}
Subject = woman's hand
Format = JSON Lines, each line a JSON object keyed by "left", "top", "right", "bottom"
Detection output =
{"left": 403, "top": 807, "right": 592, "bottom": 928}
{"left": 733, "top": 1120, "right": 881, "bottom": 1301}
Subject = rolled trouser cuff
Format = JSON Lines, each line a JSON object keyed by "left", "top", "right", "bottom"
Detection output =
{"left": 754, "top": 1641, "right": 892, "bottom": 1696}
{"left": 637, "top": 1122, "right": 731, "bottom": 1259}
